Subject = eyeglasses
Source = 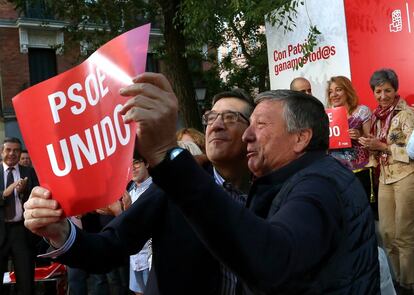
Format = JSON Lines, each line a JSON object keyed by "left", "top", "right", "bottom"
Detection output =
{"left": 202, "top": 110, "right": 250, "bottom": 126}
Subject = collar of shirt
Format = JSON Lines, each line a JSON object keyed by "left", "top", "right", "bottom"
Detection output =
{"left": 3, "top": 162, "right": 18, "bottom": 173}
{"left": 213, "top": 167, "right": 225, "bottom": 186}
{"left": 213, "top": 167, "right": 247, "bottom": 206}
{"left": 3, "top": 162, "right": 20, "bottom": 183}
{"left": 130, "top": 177, "right": 153, "bottom": 193}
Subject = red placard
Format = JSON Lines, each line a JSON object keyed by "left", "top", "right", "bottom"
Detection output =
{"left": 345, "top": 0, "right": 414, "bottom": 108}
{"left": 12, "top": 24, "right": 151, "bottom": 216}
{"left": 326, "top": 106, "right": 351, "bottom": 149}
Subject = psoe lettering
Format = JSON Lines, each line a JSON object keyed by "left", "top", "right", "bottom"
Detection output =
{"left": 48, "top": 67, "right": 109, "bottom": 124}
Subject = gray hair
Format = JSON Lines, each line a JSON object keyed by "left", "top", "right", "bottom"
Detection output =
{"left": 369, "top": 68, "right": 399, "bottom": 91}
{"left": 255, "top": 90, "right": 329, "bottom": 151}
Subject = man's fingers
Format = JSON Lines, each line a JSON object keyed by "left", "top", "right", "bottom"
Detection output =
{"left": 24, "top": 216, "right": 63, "bottom": 231}
{"left": 131, "top": 72, "right": 174, "bottom": 93}
{"left": 123, "top": 107, "right": 153, "bottom": 124}
{"left": 24, "top": 207, "right": 63, "bottom": 220}
{"left": 24, "top": 195, "right": 60, "bottom": 211}
{"left": 30, "top": 186, "right": 52, "bottom": 199}
{"left": 24, "top": 207, "right": 64, "bottom": 231}
{"left": 95, "top": 209, "right": 107, "bottom": 215}
{"left": 116, "top": 72, "right": 178, "bottom": 166}
{"left": 119, "top": 95, "right": 161, "bottom": 119}
{"left": 119, "top": 81, "right": 168, "bottom": 100}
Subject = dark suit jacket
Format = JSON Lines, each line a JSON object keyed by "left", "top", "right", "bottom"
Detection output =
{"left": 57, "top": 184, "right": 222, "bottom": 295}
{"left": 0, "top": 164, "right": 39, "bottom": 246}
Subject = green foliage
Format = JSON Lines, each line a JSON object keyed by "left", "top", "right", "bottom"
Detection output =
{"left": 297, "top": 25, "right": 321, "bottom": 68}
{"left": 178, "top": 0, "right": 319, "bottom": 93}
{"left": 9, "top": 0, "right": 319, "bottom": 127}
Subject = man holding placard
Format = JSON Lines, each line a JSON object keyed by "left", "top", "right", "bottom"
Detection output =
{"left": 23, "top": 87, "right": 254, "bottom": 295}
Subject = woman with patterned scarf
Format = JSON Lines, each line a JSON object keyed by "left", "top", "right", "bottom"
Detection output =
{"left": 359, "top": 68, "right": 414, "bottom": 293}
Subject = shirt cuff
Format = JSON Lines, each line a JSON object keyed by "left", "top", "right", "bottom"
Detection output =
{"left": 38, "top": 219, "right": 76, "bottom": 259}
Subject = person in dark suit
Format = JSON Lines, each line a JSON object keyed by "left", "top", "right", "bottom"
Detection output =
{"left": 0, "top": 137, "right": 39, "bottom": 295}
{"left": 23, "top": 89, "right": 254, "bottom": 295}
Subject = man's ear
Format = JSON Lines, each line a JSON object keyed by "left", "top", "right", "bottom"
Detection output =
{"left": 293, "top": 128, "right": 312, "bottom": 154}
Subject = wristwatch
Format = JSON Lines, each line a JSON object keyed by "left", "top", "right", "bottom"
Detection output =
{"left": 167, "top": 147, "right": 185, "bottom": 161}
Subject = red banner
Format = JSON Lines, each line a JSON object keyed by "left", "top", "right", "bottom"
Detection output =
{"left": 345, "top": 0, "right": 414, "bottom": 108}
{"left": 326, "top": 106, "right": 351, "bottom": 149}
{"left": 12, "top": 24, "right": 151, "bottom": 216}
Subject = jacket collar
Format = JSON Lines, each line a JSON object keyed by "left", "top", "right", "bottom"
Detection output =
{"left": 246, "top": 150, "right": 327, "bottom": 216}
{"left": 251, "top": 150, "right": 327, "bottom": 193}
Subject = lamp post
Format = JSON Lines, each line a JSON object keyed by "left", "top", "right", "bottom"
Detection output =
{"left": 195, "top": 85, "right": 207, "bottom": 113}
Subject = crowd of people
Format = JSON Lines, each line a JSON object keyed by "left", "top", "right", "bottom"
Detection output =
{"left": 1, "top": 68, "right": 414, "bottom": 295}
{"left": 291, "top": 69, "right": 414, "bottom": 295}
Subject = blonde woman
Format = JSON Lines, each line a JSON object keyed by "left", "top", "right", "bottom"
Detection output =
{"left": 176, "top": 128, "right": 205, "bottom": 153}
{"left": 327, "top": 76, "right": 375, "bottom": 211}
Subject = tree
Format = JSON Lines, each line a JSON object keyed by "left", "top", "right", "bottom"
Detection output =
{"left": 156, "top": 0, "right": 202, "bottom": 130}
{"left": 179, "top": 0, "right": 319, "bottom": 94}
{"left": 10, "top": 0, "right": 315, "bottom": 129}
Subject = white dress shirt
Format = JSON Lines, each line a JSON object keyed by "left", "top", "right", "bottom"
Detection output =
{"left": 3, "top": 163, "right": 23, "bottom": 222}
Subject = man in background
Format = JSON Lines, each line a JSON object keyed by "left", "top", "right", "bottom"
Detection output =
{"left": 19, "top": 150, "right": 32, "bottom": 168}
{"left": 0, "top": 137, "right": 39, "bottom": 295}
{"left": 126, "top": 156, "right": 152, "bottom": 295}
{"left": 290, "top": 77, "right": 312, "bottom": 95}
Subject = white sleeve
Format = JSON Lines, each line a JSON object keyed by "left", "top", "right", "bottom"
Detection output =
{"left": 38, "top": 219, "right": 77, "bottom": 259}
{"left": 406, "top": 131, "right": 414, "bottom": 159}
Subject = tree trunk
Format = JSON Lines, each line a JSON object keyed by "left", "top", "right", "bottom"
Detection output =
{"left": 157, "top": 0, "right": 202, "bottom": 130}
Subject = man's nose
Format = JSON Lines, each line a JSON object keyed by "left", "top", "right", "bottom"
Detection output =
{"left": 209, "top": 115, "right": 225, "bottom": 130}
{"left": 242, "top": 125, "right": 254, "bottom": 143}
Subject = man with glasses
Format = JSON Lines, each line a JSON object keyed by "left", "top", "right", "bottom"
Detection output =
{"left": 201, "top": 89, "right": 252, "bottom": 294}
{"left": 126, "top": 156, "right": 151, "bottom": 295}
{"left": 24, "top": 88, "right": 254, "bottom": 295}
{"left": 203, "top": 89, "right": 252, "bottom": 196}
{"left": 203, "top": 110, "right": 250, "bottom": 125}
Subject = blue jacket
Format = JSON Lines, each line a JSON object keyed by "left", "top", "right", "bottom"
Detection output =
{"left": 151, "top": 150, "right": 380, "bottom": 294}
{"left": 57, "top": 178, "right": 222, "bottom": 295}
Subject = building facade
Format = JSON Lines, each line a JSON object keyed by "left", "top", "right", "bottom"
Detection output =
{"left": 0, "top": 0, "right": 162, "bottom": 148}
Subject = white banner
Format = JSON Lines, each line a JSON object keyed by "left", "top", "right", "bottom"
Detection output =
{"left": 265, "top": 0, "right": 350, "bottom": 104}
